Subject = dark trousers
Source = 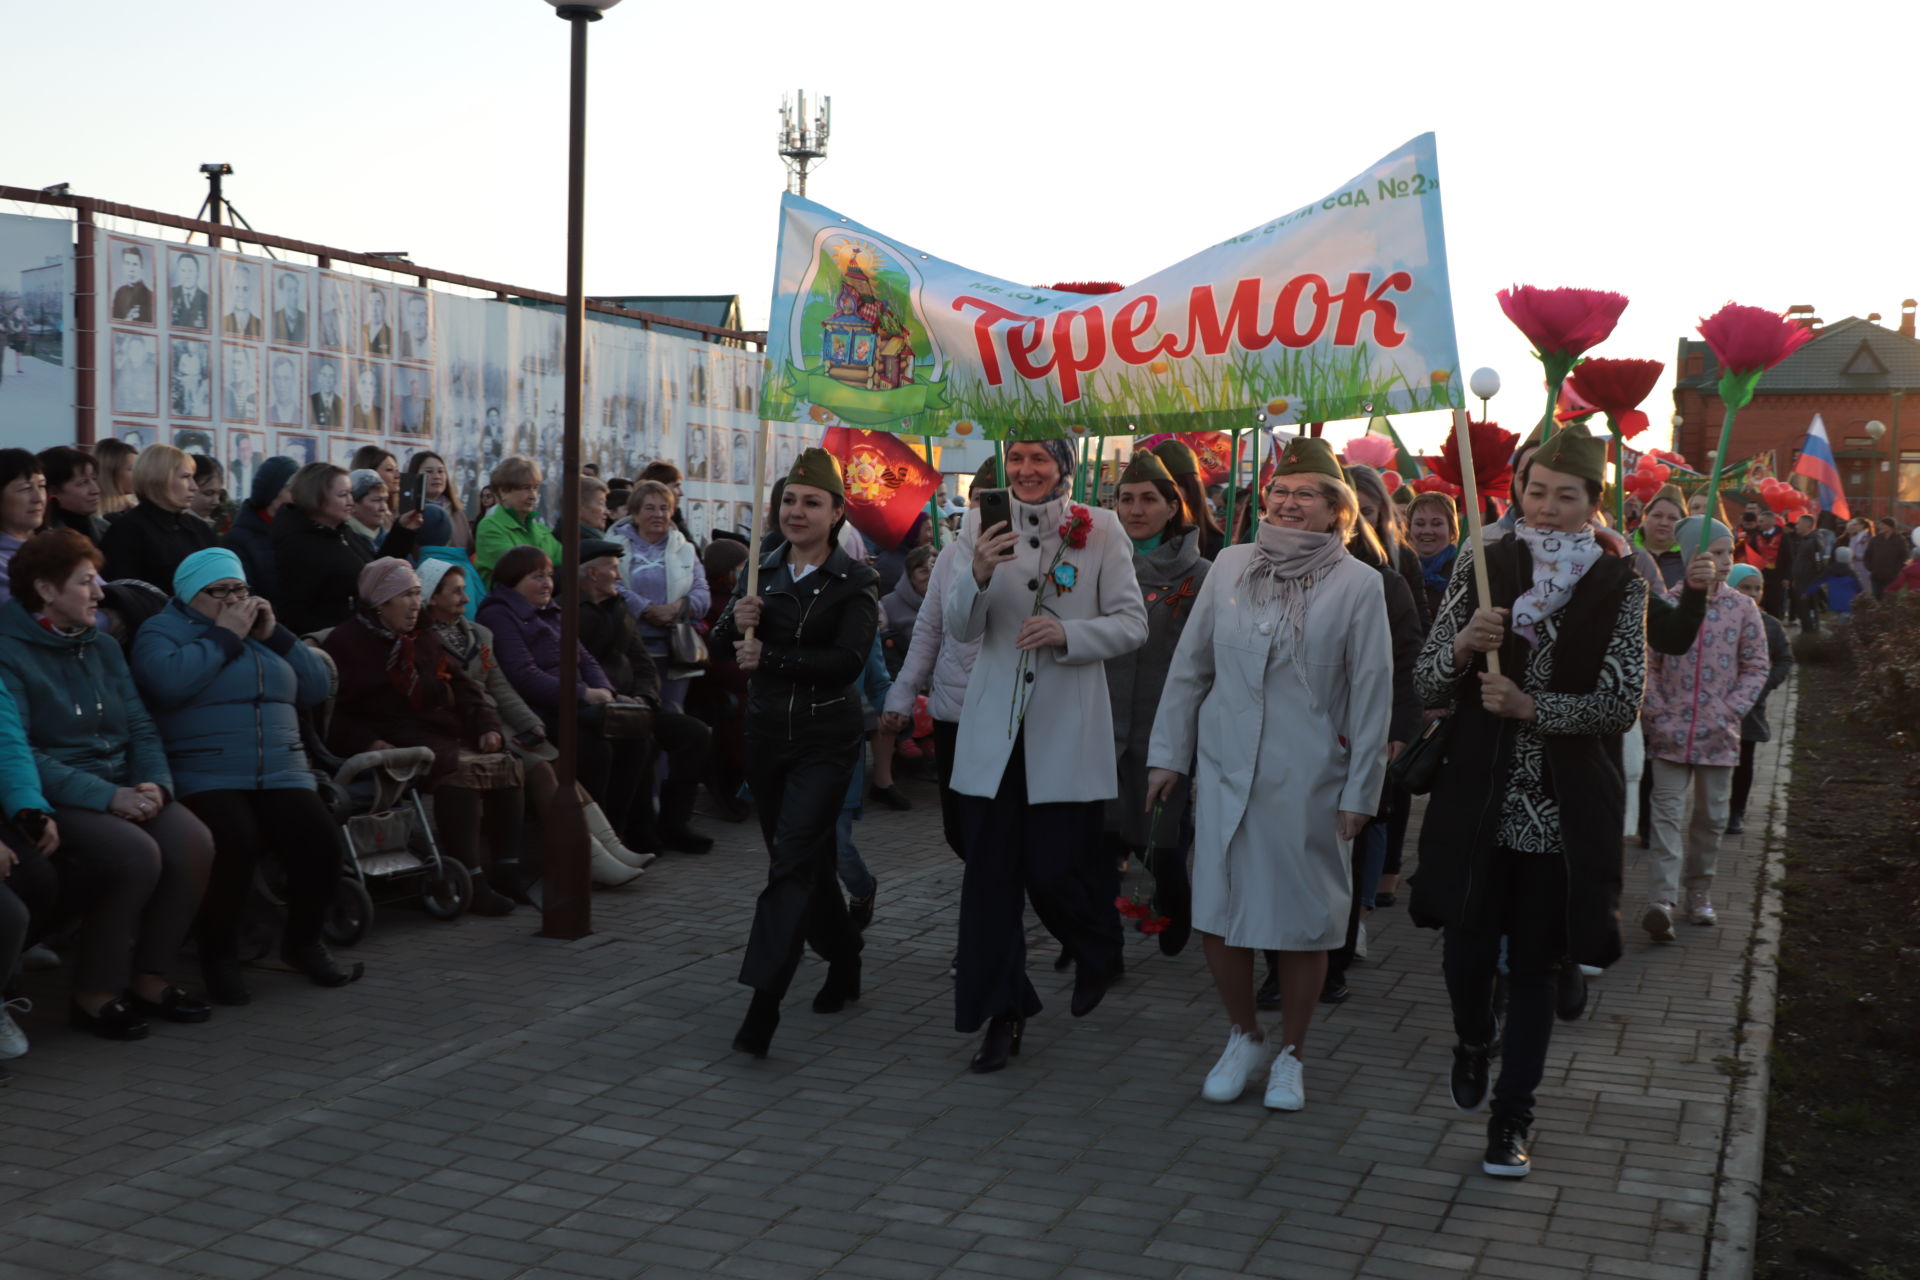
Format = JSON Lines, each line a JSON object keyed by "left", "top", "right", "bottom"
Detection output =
{"left": 1382, "top": 781, "right": 1412, "bottom": 877}
{"left": 1729, "top": 738, "right": 1759, "bottom": 824}
{"left": 740, "top": 726, "right": 864, "bottom": 998}
{"left": 1441, "top": 845, "right": 1569, "bottom": 1126}
{"left": 183, "top": 788, "right": 345, "bottom": 957}
{"left": 627, "top": 706, "right": 712, "bottom": 849}
{"left": 51, "top": 804, "right": 214, "bottom": 993}
{"left": 1791, "top": 587, "right": 1821, "bottom": 633}
{"left": 953, "top": 735, "right": 1119, "bottom": 1033}
{"left": 1, "top": 826, "right": 57, "bottom": 984}
{"left": 571, "top": 723, "right": 648, "bottom": 836}
{"left": 933, "top": 719, "right": 964, "bottom": 858}
{"left": 431, "top": 782, "right": 526, "bottom": 877}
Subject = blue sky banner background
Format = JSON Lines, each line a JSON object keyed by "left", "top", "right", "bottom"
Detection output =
{"left": 760, "top": 134, "right": 1462, "bottom": 441}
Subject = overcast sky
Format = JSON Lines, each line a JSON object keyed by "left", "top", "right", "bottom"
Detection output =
{"left": 6, "top": 0, "right": 1915, "bottom": 455}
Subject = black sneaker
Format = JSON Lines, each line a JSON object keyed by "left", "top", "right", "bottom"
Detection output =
{"left": 1320, "top": 977, "right": 1351, "bottom": 1004}
{"left": 1725, "top": 816, "right": 1744, "bottom": 835}
{"left": 1483, "top": 1113, "right": 1532, "bottom": 1177}
{"left": 1450, "top": 1041, "right": 1492, "bottom": 1113}
{"left": 848, "top": 885, "right": 876, "bottom": 931}
{"left": 662, "top": 826, "right": 715, "bottom": 855}
{"left": 1255, "top": 967, "right": 1282, "bottom": 1011}
{"left": 1555, "top": 964, "right": 1588, "bottom": 1022}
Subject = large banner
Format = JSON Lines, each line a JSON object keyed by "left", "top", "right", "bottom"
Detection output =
{"left": 760, "top": 134, "right": 1462, "bottom": 440}
{"left": 0, "top": 212, "right": 75, "bottom": 451}
{"left": 92, "top": 232, "right": 784, "bottom": 543}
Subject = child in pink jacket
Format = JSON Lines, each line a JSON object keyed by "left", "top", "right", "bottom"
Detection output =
{"left": 1640, "top": 517, "right": 1769, "bottom": 939}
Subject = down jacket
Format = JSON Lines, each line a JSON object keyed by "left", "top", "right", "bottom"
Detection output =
{"left": 1642, "top": 582, "right": 1769, "bottom": 768}
{"left": 131, "top": 598, "right": 334, "bottom": 795}
{"left": 0, "top": 599, "right": 173, "bottom": 810}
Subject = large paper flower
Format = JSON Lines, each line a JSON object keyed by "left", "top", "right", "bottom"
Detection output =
{"left": 1690, "top": 304, "right": 1815, "bottom": 553}
{"left": 1565, "top": 357, "right": 1664, "bottom": 439}
{"left": 1498, "top": 285, "right": 1629, "bottom": 440}
{"left": 1341, "top": 434, "right": 1399, "bottom": 470}
{"left": 1426, "top": 418, "right": 1519, "bottom": 502}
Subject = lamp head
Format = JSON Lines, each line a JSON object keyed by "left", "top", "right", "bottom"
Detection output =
{"left": 1865, "top": 419, "right": 1888, "bottom": 441}
{"left": 547, "top": 0, "right": 621, "bottom": 15}
{"left": 1468, "top": 367, "right": 1500, "bottom": 400}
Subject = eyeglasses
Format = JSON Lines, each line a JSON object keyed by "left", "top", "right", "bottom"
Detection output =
{"left": 1267, "top": 486, "right": 1327, "bottom": 504}
{"left": 202, "top": 584, "right": 251, "bottom": 601}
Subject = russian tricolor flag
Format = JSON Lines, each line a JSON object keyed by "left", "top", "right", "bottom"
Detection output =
{"left": 1793, "top": 414, "right": 1849, "bottom": 520}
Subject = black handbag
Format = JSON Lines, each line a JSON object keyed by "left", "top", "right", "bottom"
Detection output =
{"left": 1385, "top": 713, "right": 1455, "bottom": 795}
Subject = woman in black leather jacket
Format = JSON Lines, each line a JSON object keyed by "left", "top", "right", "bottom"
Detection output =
{"left": 710, "top": 449, "right": 879, "bottom": 1058}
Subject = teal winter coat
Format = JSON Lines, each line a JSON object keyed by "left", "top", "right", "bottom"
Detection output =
{"left": 0, "top": 679, "right": 50, "bottom": 819}
{"left": 0, "top": 600, "right": 174, "bottom": 811}
{"left": 131, "top": 598, "right": 334, "bottom": 796}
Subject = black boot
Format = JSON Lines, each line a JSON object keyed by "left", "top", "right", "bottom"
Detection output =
{"left": 812, "top": 955, "right": 862, "bottom": 1013}
{"left": 1555, "top": 963, "right": 1588, "bottom": 1022}
{"left": 467, "top": 869, "right": 516, "bottom": 917}
{"left": 283, "top": 939, "right": 364, "bottom": 988}
{"left": 968, "top": 1015, "right": 1024, "bottom": 1074}
{"left": 492, "top": 859, "right": 537, "bottom": 907}
{"left": 847, "top": 884, "right": 877, "bottom": 931}
{"left": 732, "top": 990, "right": 780, "bottom": 1058}
{"left": 660, "top": 771, "right": 714, "bottom": 854}
{"left": 199, "top": 935, "right": 251, "bottom": 1007}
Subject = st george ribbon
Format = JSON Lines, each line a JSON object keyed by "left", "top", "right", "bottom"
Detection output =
{"left": 759, "top": 134, "right": 1463, "bottom": 440}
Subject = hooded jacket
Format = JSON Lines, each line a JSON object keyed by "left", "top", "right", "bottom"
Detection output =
{"left": 130, "top": 598, "right": 333, "bottom": 795}
{"left": 0, "top": 678, "right": 50, "bottom": 819}
{"left": 0, "top": 599, "right": 173, "bottom": 810}
{"left": 1642, "top": 582, "right": 1770, "bottom": 767}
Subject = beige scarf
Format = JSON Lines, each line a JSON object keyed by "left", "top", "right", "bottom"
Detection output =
{"left": 1239, "top": 521, "right": 1347, "bottom": 643}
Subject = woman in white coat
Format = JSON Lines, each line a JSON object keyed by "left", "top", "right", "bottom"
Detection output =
{"left": 946, "top": 438, "right": 1148, "bottom": 1074}
{"left": 1147, "top": 436, "right": 1392, "bottom": 1113}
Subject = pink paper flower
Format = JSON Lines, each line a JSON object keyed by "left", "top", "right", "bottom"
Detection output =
{"left": 1497, "top": 286, "right": 1629, "bottom": 358}
{"left": 1696, "top": 304, "right": 1815, "bottom": 375}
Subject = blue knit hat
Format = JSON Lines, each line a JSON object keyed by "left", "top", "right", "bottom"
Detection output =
{"left": 174, "top": 547, "right": 247, "bottom": 602}
{"left": 1726, "top": 564, "right": 1761, "bottom": 590}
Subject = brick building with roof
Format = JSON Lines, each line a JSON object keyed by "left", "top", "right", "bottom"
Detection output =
{"left": 1672, "top": 300, "right": 1920, "bottom": 521}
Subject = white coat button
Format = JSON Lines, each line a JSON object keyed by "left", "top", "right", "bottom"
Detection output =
{"left": 1257, "top": 621, "right": 1274, "bottom": 635}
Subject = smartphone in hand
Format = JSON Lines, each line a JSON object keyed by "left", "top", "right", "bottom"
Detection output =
{"left": 976, "top": 487, "right": 1013, "bottom": 536}
{"left": 399, "top": 473, "right": 425, "bottom": 516}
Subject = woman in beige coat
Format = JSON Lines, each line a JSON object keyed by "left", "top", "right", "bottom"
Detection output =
{"left": 1147, "top": 436, "right": 1392, "bottom": 1114}
{"left": 946, "top": 438, "right": 1147, "bottom": 1073}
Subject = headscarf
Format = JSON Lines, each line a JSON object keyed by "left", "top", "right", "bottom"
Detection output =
{"left": 416, "top": 557, "right": 465, "bottom": 605}
{"left": 357, "top": 557, "right": 422, "bottom": 703}
{"left": 1511, "top": 521, "right": 1604, "bottom": 647}
{"left": 348, "top": 469, "right": 386, "bottom": 502}
{"left": 173, "top": 547, "right": 247, "bottom": 603}
{"left": 1726, "top": 564, "right": 1761, "bottom": 591}
{"left": 1034, "top": 439, "right": 1076, "bottom": 500}
{"left": 248, "top": 456, "right": 299, "bottom": 512}
{"left": 1238, "top": 520, "right": 1348, "bottom": 645}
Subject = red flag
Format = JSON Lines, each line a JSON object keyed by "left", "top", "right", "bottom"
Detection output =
{"left": 822, "top": 426, "right": 941, "bottom": 549}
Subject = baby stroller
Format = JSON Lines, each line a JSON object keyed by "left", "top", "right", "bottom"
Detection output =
{"left": 240, "top": 642, "right": 473, "bottom": 958}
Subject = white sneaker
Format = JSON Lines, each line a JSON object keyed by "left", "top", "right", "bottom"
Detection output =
{"left": 1263, "top": 1044, "right": 1305, "bottom": 1111}
{"left": 1688, "top": 892, "right": 1717, "bottom": 926}
{"left": 1201, "top": 1028, "right": 1270, "bottom": 1103}
{"left": 0, "top": 998, "right": 31, "bottom": 1059}
{"left": 1642, "top": 902, "right": 1676, "bottom": 942}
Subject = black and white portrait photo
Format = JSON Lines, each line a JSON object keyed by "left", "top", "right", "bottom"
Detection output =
{"left": 266, "top": 350, "right": 305, "bottom": 426}
{"left": 173, "top": 427, "right": 215, "bottom": 459}
{"left": 350, "top": 361, "right": 384, "bottom": 433}
{"left": 221, "top": 259, "right": 264, "bottom": 339}
{"left": 168, "top": 250, "right": 210, "bottom": 331}
{"left": 362, "top": 285, "right": 392, "bottom": 356}
{"left": 169, "top": 337, "right": 213, "bottom": 418}
{"left": 391, "top": 365, "right": 432, "bottom": 437}
{"left": 318, "top": 276, "right": 356, "bottom": 353}
{"left": 222, "top": 342, "right": 259, "bottom": 422}
{"left": 276, "top": 432, "right": 318, "bottom": 466}
{"left": 397, "top": 290, "right": 431, "bottom": 359}
{"left": 271, "top": 269, "right": 308, "bottom": 344}
{"left": 308, "top": 354, "right": 346, "bottom": 428}
{"left": 686, "top": 422, "right": 709, "bottom": 480}
{"left": 109, "top": 240, "right": 154, "bottom": 324}
{"left": 110, "top": 330, "right": 158, "bottom": 414}
{"left": 730, "top": 429, "right": 750, "bottom": 489}
{"left": 228, "top": 430, "right": 263, "bottom": 498}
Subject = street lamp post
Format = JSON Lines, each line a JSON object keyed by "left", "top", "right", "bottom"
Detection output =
{"left": 540, "top": 0, "right": 621, "bottom": 940}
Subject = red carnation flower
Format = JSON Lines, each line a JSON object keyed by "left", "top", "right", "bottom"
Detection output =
{"left": 1060, "top": 504, "right": 1093, "bottom": 549}
{"left": 1696, "top": 304, "right": 1814, "bottom": 376}
{"left": 1140, "top": 916, "right": 1170, "bottom": 935}
{"left": 1497, "top": 286, "right": 1629, "bottom": 359}
{"left": 1410, "top": 473, "right": 1461, "bottom": 498}
{"left": 1426, "top": 419, "right": 1518, "bottom": 502}
{"left": 1565, "top": 357, "right": 1665, "bottom": 439}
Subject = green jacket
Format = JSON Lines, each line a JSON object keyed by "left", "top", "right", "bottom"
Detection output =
{"left": 473, "top": 505, "right": 562, "bottom": 590}
{"left": 0, "top": 600, "right": 174, "bottom": 810}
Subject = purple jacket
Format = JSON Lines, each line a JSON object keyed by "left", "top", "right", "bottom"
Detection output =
{"left": 475, "top": 586, "right": 611, "bottom": 721}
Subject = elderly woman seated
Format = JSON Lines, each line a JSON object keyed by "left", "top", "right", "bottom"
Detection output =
{"left": 418, "top": 558, "right": 646, "bottom": 888}
{"left": 0, "top": 529, "right": 216, "bottom": 1040}
{"left": 132, "top": 547, "right": 359, "bottom": 1004}
{"left": 475, "top": 546, "right": 649, "bottom": 849}
{"left": 321, "top": 558, "right": 524, "bottom": 916}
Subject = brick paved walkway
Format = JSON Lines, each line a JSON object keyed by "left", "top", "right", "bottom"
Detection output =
{"left": 0, "top": 700, "right": 1793, "bottom": 1280}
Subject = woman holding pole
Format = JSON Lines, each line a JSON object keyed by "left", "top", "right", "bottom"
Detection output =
{"left": 711, "top": 447, "right": 878, "bottom": 1059}
{"left": 1410, "top": 421, "right": 1649, "bottom": 1180}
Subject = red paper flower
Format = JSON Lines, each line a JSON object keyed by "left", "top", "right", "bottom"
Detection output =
{"left": 1059, "top": 504, "right": 1093, "bottom": 549}
{"left": 1411, "top": 473, "right": 1461, "bottom": 498}
{"left": 1697, "top": 304, "right": 1815, "bottom": 375}
{"left": 1497, "top": 286, "right": 1629, "bottom": 358}
{"left": 1140, "top": 916, "right": 1170, "bottom": 935}
{"left": 1565, "top": 357, "right": 1665, "bottom": 439}
{"left": 1426, "top": 419, "right": 1519, "bottom": 502}
{"left": 1114, "top": 896, "right": 1149, "bottom": 920}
